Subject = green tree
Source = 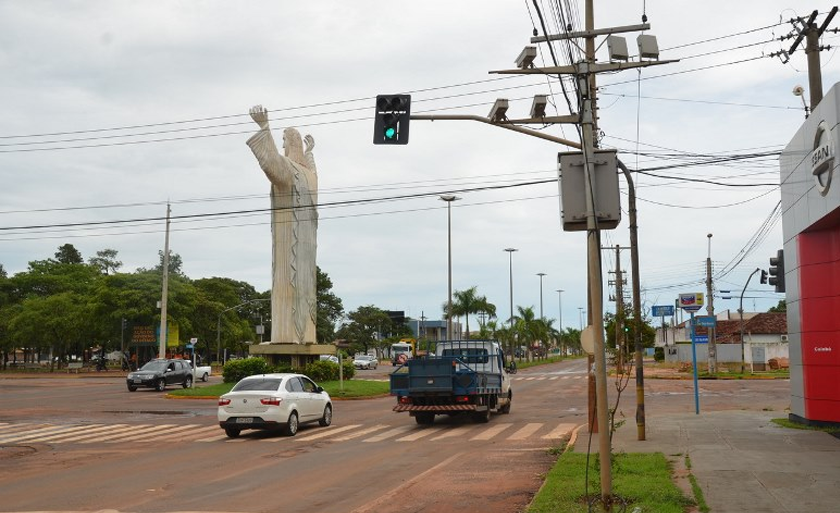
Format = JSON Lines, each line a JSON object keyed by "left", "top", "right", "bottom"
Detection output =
{"left": 8, "top": 292, "right": 91, "bottom": 370}
{"left": 316, "top": 266, "right": 344, "bottom": 344}
{"left": 768, "top": 300, "right": 786, "bottom": 313}
{"left": 88, "top": 248, "right": 123, "bottom": 275}
{"left": 336, "top": 305, "right": 392, "bottom": 356}
{"left": 54, "top": 243, "right": 83, "bottom": 264}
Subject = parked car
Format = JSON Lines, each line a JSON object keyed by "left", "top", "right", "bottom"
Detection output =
{"left": 126, "top": 359, "right": 193, "bottom": 392}
{"left": 186, "top": 360, "right": 212, "bottom": 382}
{"left": 217, "top": 373, "right": 332, "bottom": 438}
{"left": 353, "top": 355, "right": 378, "bottom": 370}
{"left": 319, "top": 355, "right": 339, "bottom": 364}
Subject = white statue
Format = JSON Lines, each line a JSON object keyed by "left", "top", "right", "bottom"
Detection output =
{"left": 246, "top": 105, "right": 318, "bottom": 344}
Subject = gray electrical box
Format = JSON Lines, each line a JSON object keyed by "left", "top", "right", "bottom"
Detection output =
{"left": 558, "top": 149, "right": 621, "bottom": 231}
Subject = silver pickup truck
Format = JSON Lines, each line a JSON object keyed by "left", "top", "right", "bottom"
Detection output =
{"left": 186, "top": 360, "right": 212, "bottom": 382}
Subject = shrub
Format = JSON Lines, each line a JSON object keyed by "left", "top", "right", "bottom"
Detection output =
{"left": 304, "top": 359, "right": 355, "bottom": 382}
{"left": 222, "top": 357, "right": 274, "bottom": 383}
{"left": 654, "top": 346, "right": 665, "bottom": 362}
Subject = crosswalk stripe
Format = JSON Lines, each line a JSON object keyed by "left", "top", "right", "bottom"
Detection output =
{"left": 363, "top": 425, "right": 414, "bottom": 443}
{"left": 82, "top": 424, "right": 172, "bottom": 443}
{"left": 542, "top": 423, "right": 576, "bottom": 440}
{"left": 470, "top": 423, "right": 513, "bottom": 441}
{"left": 430, "top": 425, "right": 474, "bottom": 441}
{"left": 331, "top": 424, "right": 389, "bottom": 442}
{"left": 292, "top": 424, "right": 361, "bottom": 442}
{"left": 397, "top": 427, "right": 443, "bottom": 442}
{"left": 48, "top": 424, "right": 133, "bottom": 443}
{"left": 104, "top": 424, "right": 197, "bottom": 443}
{"left": 508, "top": 423, "right": 542, "bottom": 440}
{"left": 32, "top": 424, "right": 112, "bottom": 442}
{"left": 0, "top": 424, "right": 77, "bottom": 443}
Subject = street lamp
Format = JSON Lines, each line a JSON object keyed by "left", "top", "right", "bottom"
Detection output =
{"left": 216, "top": 298, "right": 270, "bottom": 364}
{"left": 536, "top": 273, "right": 547, "bottom": 319}
{"left": 578, "top": 307, "right": 585, "bottom": 330}
{"left": 556, "top": 289, "right": 564, "bottom": 331}
{"left": 504, "top": 248, "right": 518, "bottom": 327}
{"left": 440, "top": 195, "right": 460, "bottom": 340}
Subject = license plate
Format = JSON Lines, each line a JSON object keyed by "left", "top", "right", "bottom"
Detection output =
{"left": 236, "top": 417, "right": 254, "bottom": 424}
{"left": 133, "top": 379, "right": 142, "bottom": 384}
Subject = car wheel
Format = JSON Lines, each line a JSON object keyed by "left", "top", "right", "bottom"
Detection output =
{"left": 201, "top": 372, "right": 209, "bottom": 382}
{"left": 319, "top": 404, "right": 333, "bottom": 427}
{"left": 283, "top": 411, "right": 299, "bottom": 436}
{"left": 155, "top": 378, "right": 166, "bottom": 392}
{"left": 415, "top": 412, "right": 434, "bottom": 425}
{"left": 127, "top": 385, "right": 137, "bottom": 392}
{"left": 224, "top": 427, "right": 240, "bottom": 439}
{"left": 183, "top": 375, "right": 193, "bottom": 389}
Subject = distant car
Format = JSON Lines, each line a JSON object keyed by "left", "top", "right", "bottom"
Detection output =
{"left": 126, "top": 359, "right": 193, "bottom": 392}
{"left": 217, "top": 373, "right": 332, "bottom": 438}
{"left": 353, "top": 355, "right": 378, "bottom": 370}
{"left": 319, "top": 355, "right": 339, "bottom": 364}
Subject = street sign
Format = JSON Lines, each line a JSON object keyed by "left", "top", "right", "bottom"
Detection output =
{"left": 694, "top": 315, "right": 716, "bottom": 328}
{"left": 678, "top": 292, "right": 704, "bottom": 312}
{"left": 693, "top": 335, "right": 709, "bottom": 344}
{"left": 651, "top": 305, "right": 674, "bottom": 317}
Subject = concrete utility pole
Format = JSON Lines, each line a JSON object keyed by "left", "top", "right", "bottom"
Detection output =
{"left": 772, "top": 7, "right": 838, "bottom": 111}
{"left": 537, "top": 272, "right": 547, "bottom": 319}
{"left": 158, "top": 202, "right": 171, "bottom": 360}
{"left": 612, "top": 245, "right": 626, "bottom": 373}
{"left": 706, "top": 233, "right": 717, "bottom": 374}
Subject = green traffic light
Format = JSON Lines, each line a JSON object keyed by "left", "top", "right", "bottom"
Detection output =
{"left": 385, "top": 127, "right": 396, "bottom": 139}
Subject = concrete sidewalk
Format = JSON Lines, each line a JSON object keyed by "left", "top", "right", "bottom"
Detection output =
{"left": 577, "top": 411, "right": 840, "bottom": 512}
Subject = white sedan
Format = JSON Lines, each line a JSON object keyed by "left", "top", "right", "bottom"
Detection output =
{"left": 217, "top": 373, "right": 332, "bottom": 438}
{"left": 353, "top": 355, "right": 378, "bottom": 370}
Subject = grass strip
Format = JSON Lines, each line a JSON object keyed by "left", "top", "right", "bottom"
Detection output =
{"left": 685, "top": 456, "right": 710, "bottom": 513}
{"left": 528, "top": 452, "right": 693, "bottom": 513}
{"left": 168, "top": 379, "right": 390, "bottom": 399}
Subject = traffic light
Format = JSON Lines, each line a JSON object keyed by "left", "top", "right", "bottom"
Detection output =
{"left": 373, "top": 94, "right": 410, "bottom": 145}
{"left": 760, "top": 270, "right": 768, "bottom": 284}
{"left": 768, "top": 249, "right": 785, "bottom": 293}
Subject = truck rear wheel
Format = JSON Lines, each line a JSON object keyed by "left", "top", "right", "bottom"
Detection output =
{"left": 415, "top": 412, "right": 434, "bottom": 425}
{"left": 473, "top": 407, "right": 491, "bottom": 423}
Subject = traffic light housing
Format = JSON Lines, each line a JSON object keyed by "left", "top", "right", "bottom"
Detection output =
{"left": 373, "top": 94, "right": 410, "bottom": 145}
{"left": 760, "top": 270, "right": 768, "bottom": 284}
{"left": 768, "top": 249, "right": 785, "bottom": 293}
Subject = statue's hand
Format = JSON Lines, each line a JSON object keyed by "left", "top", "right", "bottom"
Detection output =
{"left": 304, "top": 134, "right": 315, "bottom": 153}
{"left": 249, "top": 105, "right": 270, "bottom": 130}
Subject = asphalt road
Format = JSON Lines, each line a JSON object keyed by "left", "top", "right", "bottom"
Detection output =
{"left": 0, "top": 359, "right": 790, "bottom": 513}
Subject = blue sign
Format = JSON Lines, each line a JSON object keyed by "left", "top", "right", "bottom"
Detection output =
{"left": 651, "top": 305, "right": 674, "bottom": 317}
{"left": 693, "top": 335, "right": 709, "bottom": 344}
{"left": 693, "top": 315, "right": 716, "bottom": 328}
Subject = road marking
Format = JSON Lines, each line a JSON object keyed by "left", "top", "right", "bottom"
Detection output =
{"left": 430, "top": 425, "right": 475, "bottom": 440}
{"left": 396, "top": 427, "right": 443, "bottom": 442}
{"left": 507, "top": 423, "right": 542, "bottom": 440}
{"left": 363, "top": 425, "right": 414, "bottom": 442}
{"left": 470, "top": 423, "right": 513, "bottom": 441}
{"left": 0, "top": 424, "right": 75, "bottom": 443}
{"left": 331, "top": 424, "right": 389, "bottom": 442}
{"left": 291, "top": 424, "right": 361, "bottom": 442}
{"left": 542, "top": 423, "right": 576, "bottom": 439}
{"left": 38, "top": 423, "right": 125, "bottom": 443}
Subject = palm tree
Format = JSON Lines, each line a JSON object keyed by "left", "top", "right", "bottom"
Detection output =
{"left": 445, "top": 286, "right": 496, "bottom": 339}
{"left": 512, "top": 305, "right": 540, "bottom": 359}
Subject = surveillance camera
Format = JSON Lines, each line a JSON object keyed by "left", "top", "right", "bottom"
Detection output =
{"left": 792, "top": 85, "right": 805, "bottom": 97}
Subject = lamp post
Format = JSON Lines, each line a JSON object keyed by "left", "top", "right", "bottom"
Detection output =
{"left": 504, "top": 248, "right": 518, "bottom": 327}
{"left": 578, "top": 307, "right": 585, "bottom": 330}
{"left": 440, "top": 195, "right": 460, "bottom": 340}
{"left": 537, "top": 273, "right": 547, "bottom": 319}
{"left": 556, "top": 289, "right": 564, "bottom": 331}
{"left": 739, "top": 268, "right": 762, "bottom": 374}
{"left": 216, "top": 298, "right": 270, "bottom": 364}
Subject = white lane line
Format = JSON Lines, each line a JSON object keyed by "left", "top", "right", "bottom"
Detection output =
{"left": 291, "top": 424, "right": 361, "bottom": 442}
{"left": 332, "top": 424, "right": 389, "bottom": 442}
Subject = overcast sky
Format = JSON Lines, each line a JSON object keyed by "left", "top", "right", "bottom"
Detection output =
{"left": 1, "top": 1, "right": 836, "bottom": 333}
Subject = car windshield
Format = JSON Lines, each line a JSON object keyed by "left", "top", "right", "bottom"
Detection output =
{"left": 139, "top": 360, "right": 168, "bottom": 372}
{"left": 232, "top": 378, "right": 283, "bottom": 392}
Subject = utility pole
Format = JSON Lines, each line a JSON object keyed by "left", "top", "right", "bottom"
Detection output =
{"left": 772, "top": 8, "right": 838, "bottom": 111}
{"left": 610, "top": 245, "right": 626, "bottom": 373}
{"left": 158, "top": 202, "right": 171, "bottom": 360}
{"left": 537, "top": 272, "right": 547, "bottom": 319}
{"left": 706, "top": 233, "right": 717, "bottom": 374}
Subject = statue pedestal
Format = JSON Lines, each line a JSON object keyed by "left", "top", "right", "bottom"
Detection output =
{"left": 249, "top": 342, "right": 335, "bottom": 370}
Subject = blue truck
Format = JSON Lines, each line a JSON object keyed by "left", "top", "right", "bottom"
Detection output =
{"left": 389, "top": 340, "right": 515, "bottom": 424}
